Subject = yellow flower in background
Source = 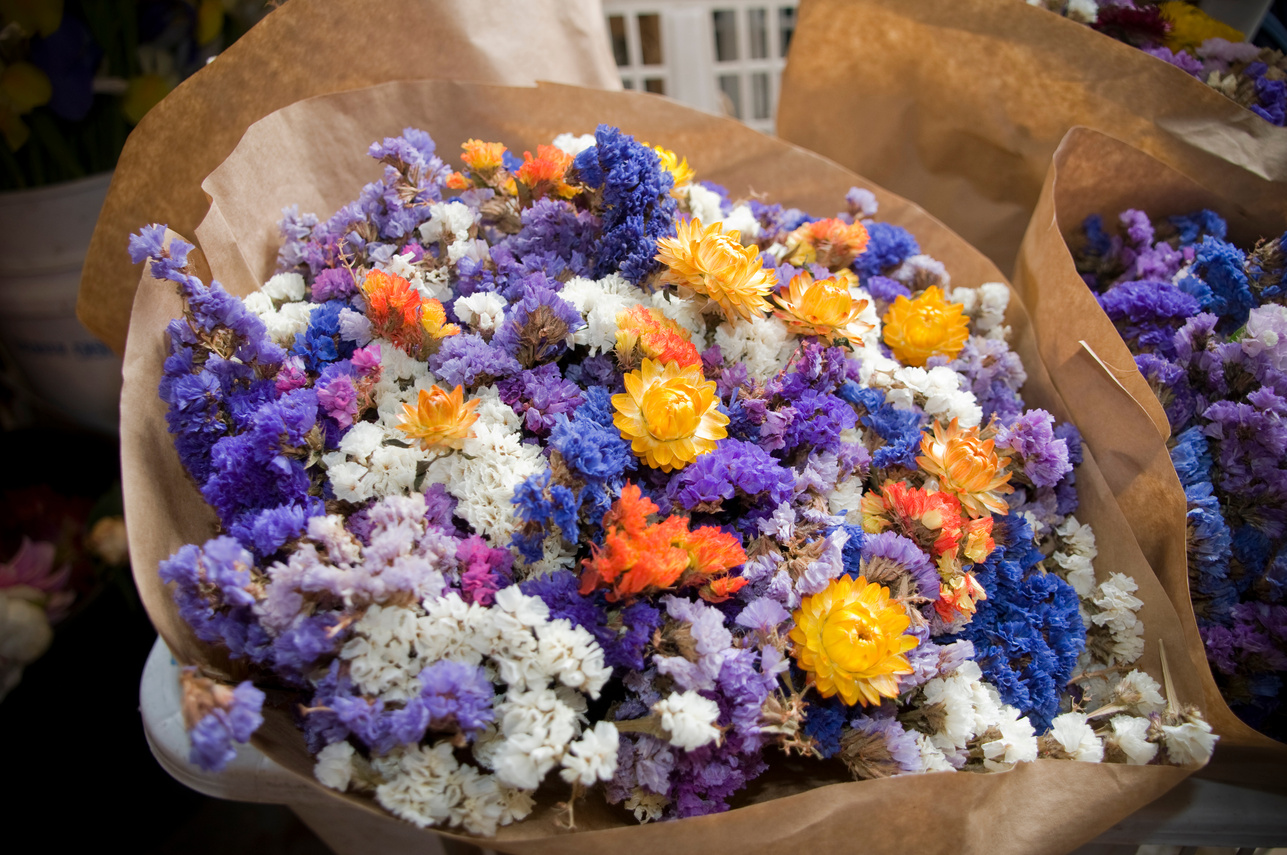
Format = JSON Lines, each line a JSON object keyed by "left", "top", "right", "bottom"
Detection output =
{"left": 771, "top": 271, "right": 873, "bottom": 344}
{"left": 790, "top": 575, "right": 918, "bottom": 706}
{"left": 648, "top": 143, "right": 695, "bottom": 196}
{"left": 881, "top": 285, "right": 969, "bottom": 366}
{"left": 916, "top": 418, "right": 1013, "bottom": 518}
{"left": 196, "top": 0, "right": 225, "bottom": 46}
{"left": 397, "top": 385, "right": 480, "bottom": 452}
{"left": 655, "top": 217, "right": 775, "bottom": 324}
{"left": 122, "top": 74, "right": 173, "bottom": 125}
{"left": 0, "top": 0, "right": 63, "bottom": 37}
{"left": 1, "top": 62, "right": 52, "bottom": 115}
{"left": 612, "top": 358, "right": 727, "bottom": 472}
{"left": 1159, "top": 1, "right": 1243, "bottom": 53}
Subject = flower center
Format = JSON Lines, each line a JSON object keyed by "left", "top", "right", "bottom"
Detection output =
{"left": 800, "top": 280, "right": 852, "bottom": 325}
{"left": 820, "top": 604, "right": 880, "bottom": 672}
{"left": 642, "top": 380, "right": 702, "bottom": 441}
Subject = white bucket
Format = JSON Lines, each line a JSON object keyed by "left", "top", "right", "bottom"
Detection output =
{"left": 0, "top": 171, "right": 122, "bottom": 434}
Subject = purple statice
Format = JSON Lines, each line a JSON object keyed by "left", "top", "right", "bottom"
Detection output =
{"left": 497, "top": 362, "right": 584, "bottom": 434}
{"left": 734, "top": 597, "right": 791, "bottom": 635}
{"left": 1202, "top": 388, "right": 1287, "bottom": 504}
{"left": 941, "top": 336, "right": 1027, "bottom": 425}
{"left": 770, "top": 389, "right": 858, "bottom": 456}
{"left": 1246, "top": 62, "right": 1287, "bottom": 126}
{"left": 665, "top": 439, "right": 796, "bottom": 533}
{"left": 995, "top": 409, "right": 1072, "bottom": 489}
{"left": 853, "top": 222, "right": 919, "bottom": 280}
{"left": 858, "top": 531, "right": 940, "bottom": 602}
{"left": 456, "top": 534, "right": 513, "bottom": 606}
{"left": 563, "top": 353, "right": 620, "bottom": 389}
{"left": 428, "top": 333, "right": 521, "bottom": 388}
{"left": 772, "top": 341, "right": 852, "bottom": 398}
{"left": 573, "top": 125, "right": 677, "bottom": 284}
{"left": 1143, "top": 44, "right": 1205, "bottom": 76}
{"left": 839, "top": 381, "right": 926, "bottom": 470}
{"left": 315, "top": 362, "right": 358, "bottom": 429}
{"left": 414, "top": 659, "right": 495, "bottom": 734}
{"left": 745, "top": 199, "right": 809, "bottom": 243}
{"left": 1097, "top": 280, "right": 1200, "bottom": 357}
{"left": 502, "top": 197, "right": 601, "bottom": 281}
{"left": 491, "top": 283, "right": 584, "bottom": 368}
{"left": 606, "top": 734, "right": 675, "bottom": 805}
{"left": 160, "top": 536, "right": 259, "bottom": 658}
{"left": 1135, "top": 352, "right": 1197, "bottom": 431}
{"left": 522, "top": 570, "right": 661, "bottom": 671}
{"left": 841, "top": 712, "right": 922, "bottom": 778}
{"left": 861, "top": 274, "right": 912, "bottom": 309}
{"left": 311, "top": 267, "right": 358, "bottom": 302}
{"left": 187, "top": 680, "right": 265, "bottom": 772}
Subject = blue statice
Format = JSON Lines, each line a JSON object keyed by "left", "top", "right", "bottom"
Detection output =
{"left": 854, "top": 222, "right": 919, "bottom": 280}
{"left": 770, "top": 389, "right": 858, "bottom": 456}
{"left": 839, "top": 381, "right": 925, "bottom": 469}
{"left": 511, "top": 470, "right": 582, "bottom": 559}
{"left": 574, "top": 125, "right": 677, "bottom": 284}
{"left": 801, "top": 694, "right": 848, "bottom": 758}
{"left": 293, "top": 300, "right": 357, "bottom": 372}
{"left": 1134, "top": 352, "right": 1196, "bottom": 431}
{"left": 187, "top": 680, "right": 265, "bottom": 772}
{"left": 1171, "top": 425, "right": 1214, "bottom": 489}
{"left": 1168, "top": 209, "right": 1227, "bottom": 246}
{"left": 547, "top": 408, "right": 635, "bottom": 486}
{"left": 501, "top": 197, "right": 601, "bottom": 281}
{"left": 1189, "top": 236, "right": 1255, "bottom": 332}
{"left": 1187, "top": 481, "right": 1233, "bottom": 598}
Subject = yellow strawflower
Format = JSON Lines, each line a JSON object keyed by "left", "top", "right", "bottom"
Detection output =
{"left": 790, "top": 575, "right": 919, "bottom": 706}
{"left": 916, "top": 418, "right": 1013, "bottom": 518}
{"left": 612, "top": 358, "right": 728, "bottom": 472}
{"left": 771, "top": 271, "right": 873, "bottom": 344}
{"left": 881, "top": 285, "right": 970, "bottom": 366}
{"left": 648, "top": 143, "right": 696, "bottom": 197}
{"left": 1159, "top": 2, "right": 1243, "bottom": 53}
{"left": 397, "top": 385, "right": 480, "bottom": 451}
{"left": 655, "top": 218, "right": 776, "bottom": 324}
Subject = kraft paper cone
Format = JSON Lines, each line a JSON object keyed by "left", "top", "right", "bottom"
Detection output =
{"left": 1012, "top": 126, "right": 1287, "bottom": 779}
{"left": 119, "top": 78, "right": 1208, "bottom": 854}
{"left": 777, "top": 0, "right": 1287, "bottom": 276}
{"left": 78, "top": 0, "right": 620, "bottom": 356}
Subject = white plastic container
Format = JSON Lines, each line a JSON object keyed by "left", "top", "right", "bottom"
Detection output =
{"left": 0, "top": 171, "right": 122, "bottom": 434}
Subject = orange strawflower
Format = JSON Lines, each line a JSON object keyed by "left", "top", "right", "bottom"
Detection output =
{"left": 934, "top": 571, "right": 987, "bottom": 623}
{"left": 771, "top": 271, "right": 873, "bottom": 344}
{"left": 397, "top": 385, "right": 481, "bottom": 452}
{"left": 655, "top": 217, "right": 775, "bottom": 324}
{"left": 515, "top": 144, "right": 577, "bottom": 202}
{"left": 790, "top": 575, "right": 918, "bottom": 706}
{"left": 614, "top": 305, "right": 701, "bottom": 369}
{"left": 881, "top": 286, "right": 970, "bottom": 366}
{"left": 961, "top": 516, "right": 996, "bottom": 565}
{"left": 362, "top": 270, "right": 458, "bottom": 357}
{"left": 861, "top": 480, "right": 965, "bottom": 559}
{"left": 460, "top": 139, "right": 507, "bottom": 175}
{"left": 612, "top": 358, "right": 728, "bottom": 472}
{"left": 784, "top": 217, "right": 870, "bottom": 271}
{"left": 580, "top": 483, "right": 747, "bottom": 602}
{"left": 916, "top": 419, "right": 1013, "bottom": 518}
{"left": 446, "top": 172, "right": 471, "bottom": 191}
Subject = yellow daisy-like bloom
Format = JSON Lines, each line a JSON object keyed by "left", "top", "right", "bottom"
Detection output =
{"left": 648, "top": 143, "right": 696, "bottom": 197}
{"left": 655, "top": 217, "right": 776, "bottom": 324}
{"left": 420, "top": 297, "right": 462, "bottom": 341}
{"left": 612, "top": 358, "right": 728, "bottom": 472}
{"left": 397, "top": 385, "right": 480, "bottom": 451}
{"left": 881, "top": 285, "right": 970, "bottom": 366}
{"left": 771, "top": 271, "right": 873, "bottom": 344}
{"left": 1159, "top": 1, "right": 1243, "bottom": 52}
{"left": 916, "top": 418, "right": 1014, "bottom": 518}
{"left": 790, "top": 575, "right": 919, "bottom": 707}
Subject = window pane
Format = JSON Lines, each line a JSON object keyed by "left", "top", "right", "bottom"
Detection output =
{"left": 751, "top": 72, "right": 770, "bottom": 120}
{"left": 639, "top": 14, "right": 663, "bottom": 65}
{"left": 779, "top": 6, "right": 796, "bottom": 57}
{"left": 748, "top": 8, "right": 768, "bottom": 59}
{"left": 718, "top": 74, "right": 742, "bottom": 119}
{"left": 622, "top": 78, "right": 635, "bottom": 90}
{"left": 609, "top": 15, "right": 629, "bottom": 66}
{"left": 712, "top": 9, "right": 738, "bottom": 62}
{"left": 644, "top": 78, "right": 666, "bottom": 95}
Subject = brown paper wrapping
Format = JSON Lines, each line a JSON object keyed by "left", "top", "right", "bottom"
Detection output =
{"left": 1012, "top": 126, "right": 1287, "bottom": 778}
{"left": 78, "top": 0, "right": 621, "bottom": 356}
{"left": 776, "top": 0, "right": 1287, "bottom": 275}
{"left": 108, "top": 78, "right": 1212, "bottom": 853}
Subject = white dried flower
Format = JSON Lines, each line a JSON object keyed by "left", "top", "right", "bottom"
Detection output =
{"left": 653, "top": 690, "right": 722, "bottom": 751}
{"left": 1049, "top": 712, "right": 1104, "bottom": 762}
{"left": 314, "top": 740, "right": 355, "bottom": 791}
{"left": 559, "top": 720, "right": 620, "bottom": 786}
